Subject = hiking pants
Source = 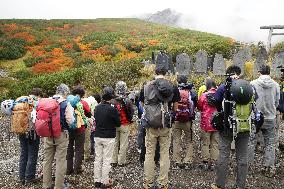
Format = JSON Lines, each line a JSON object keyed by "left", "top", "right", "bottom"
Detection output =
{"left": 90, "top": 131, "right": 95, "bottom": 155}
{"left": 215, "top": 131, "right": 249, "bottom": 189}
{"left": 67, "top": 130, "right": 85, "bottom": 173}
{"left": 140, "top": 126, "right": 160, "bottom": 164}
{"left": 137, "top": 120, "right": 144, "bottom": 149}
{"left": 201, "top": 131, "right": 219, "bottom": 162}
{"left": 94, "top": 137, "right": 115, "bottom": 185}
{"left": 172, "top": 121, "right": 193, "bottom": 164}
{"left": 112, "top": 126, "right": 130, "bottom": 165}
{"left": 19, "top": 133, "right": 40, "bottom": 182}
{"left": 144, "top": 127, "right": 171, "bottom": 188}
{"left": 248, "top": 119, "right": 276, "bottom": 167}
{"left": 84, "top": 126, "right": 91, "bottom": 160}
{"left": 43, "top": 131, "right": 69, "bottom": 189}
{"left": 276, "top": 111, "right": 281, "bottom": 149}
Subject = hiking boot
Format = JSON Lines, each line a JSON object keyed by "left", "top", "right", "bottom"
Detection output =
{"left": 211, "top": 183, "right": 222, "bottom": 189}
{"left": 172, "top": 162, "right": 182, "bottom": 170}
{"left": 118, "top": 164, "right": 126, "bottom": 167}
{"left": 262, "top": 166, "right": 276, "bottom": 177}
{"left": 74, "top": 168, "right": 84, "bottom": 174}
{"left": 66, "top": 169, "right": 74, "bottom": 175}
{"left": 209, "top": 164, "right": 216, "bottom": 171}
{"left": 95, "top": 182, "right": 102, "bottom": 188}
{"left": 25, "top": 176, "right": 41, "bottom": 185}
{"left": 183, "top": 162, "right": 192, "bottom": 170}
{"left": 199, "top": 161, "right": 209, "bottom": 170}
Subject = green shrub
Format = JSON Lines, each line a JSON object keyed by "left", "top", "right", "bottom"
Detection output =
{"left": 23, "top": 56, "right": 43, "bottom": 67}
{"left": 82, "top": 59, "right": 143, "bottom": 93}
{"left": 13, "top": 70, "right": 33, "bottom": 80}
{"left": 270, "top": 42, "right": 284, "bottom": 57}
{"left": 7, "top": 68, "right": 83, "bottom": 99}
{"left": 0, "top": 38, "right": 27, "bottom": 60}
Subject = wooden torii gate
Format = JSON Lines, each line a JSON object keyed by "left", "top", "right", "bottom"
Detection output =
{"left": 260, "top": 25, "right": 284, "bottom": 50}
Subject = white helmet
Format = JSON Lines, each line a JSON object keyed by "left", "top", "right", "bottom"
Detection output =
{"left": 1, "top": 100, "right": 15, "bottom": 115}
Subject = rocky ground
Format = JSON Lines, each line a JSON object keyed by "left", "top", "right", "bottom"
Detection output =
{"left": 0, "top": 113, "right": 284, "bottom": 189}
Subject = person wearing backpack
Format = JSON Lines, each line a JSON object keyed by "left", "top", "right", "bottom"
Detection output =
{"left": 211, "top": 65, "right": 253, "bottom": 189}
{"left": 172, "top": 75, "right": 197, "bottom": 170}
{"left": 93, "top": 86, "right": 121, "bottom": 188}
{"left": 42, "top": 83, "right": 74, "bottom": 189}
{"left": 248, "top": 65, "right": 280, "bottom": 176}
{"left": 111, "top": 81, "right": 134, "bottom": 167}
{"left": 141, "top": 66, "right": 180, "bottom": 189}
{"left": 66, "top": 86, "right": 91, "bottom": 175}
{"left": 17, "top": 88, "right": 42, "bottom": 186}
{"left": 197, "top": 78, "right": 219, "bottom": 171}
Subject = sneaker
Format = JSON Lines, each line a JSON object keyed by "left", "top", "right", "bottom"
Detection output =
{"left": 111, "top": 163, "right": 118, "bottom": 167}
{"left": 118, "top": 164, "right": 126, "bottom": 167}
{"left": 101, "top": 179, "right": 113, "bottom": 188}
{"left": 143, "top": 182, "right": 154, "bottom": 189}
{"left": 159, "top": 185, "right": 168, "bottom": 189}
{"left": 209, "top": 164, "right": 215, "bottom": 171}
{"left": 211, "top": 183, "right": 221, "bottom": 189}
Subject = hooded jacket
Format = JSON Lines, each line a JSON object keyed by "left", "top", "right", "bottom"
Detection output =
{"left": 250, "top": 75, "right": 280, "bottom": 120}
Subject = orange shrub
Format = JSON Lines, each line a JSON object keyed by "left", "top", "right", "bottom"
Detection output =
{"left": 32, "top": 62, "right": 63, "bottom": 74}
{"left": 12, "top": 32, "right": 36, "bottom": 43}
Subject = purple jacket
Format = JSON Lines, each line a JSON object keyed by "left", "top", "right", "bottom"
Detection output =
{"left": 198, "top": 88, "right": 218, "bottom": 132}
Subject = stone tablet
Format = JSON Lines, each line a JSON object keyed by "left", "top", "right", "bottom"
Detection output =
{"left": 176, "top": 53, "right": 192, "bottom": 75}
{"left": 213, "top": 53, "right": 226, "bottom": 75}
{"left": 233, "top": 47, "right": 252, "bottom": 74}
{"left": 254, "top": 47, "right": 268, "bottom": 75}
{"left": 168, "top": 54, "right": 175, "bottom": 74}
{"left": 271, "top": 52, "right": 284, "bottom": 79}
{"left": 194, "top": 50, "right": 208, "bottom": 73}
{"left": 156, "top": 51, "right": 169, "bottom": 71}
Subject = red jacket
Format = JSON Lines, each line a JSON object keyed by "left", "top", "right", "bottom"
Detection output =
{"left": 77, "top": 100, "right": 91, "bottom": 133}
{"left": 197, "top": 88, "right": 218, "bottom": 132}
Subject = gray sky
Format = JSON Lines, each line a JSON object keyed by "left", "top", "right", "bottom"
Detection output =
{"left": 1, "top": 0, "right": 284, "bottom": 44}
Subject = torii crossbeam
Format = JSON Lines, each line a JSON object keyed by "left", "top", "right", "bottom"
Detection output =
{"left": 260, "top": 25, "right": 284, "bottom": 50}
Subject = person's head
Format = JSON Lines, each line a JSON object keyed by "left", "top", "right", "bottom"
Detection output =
{"left": 30, "top": 88, "right": 42, "bottom": 97}
{"left": 226, "top": 65, "right": 242, "bottom": 76}
{"left": 115, "top": 81, "right": 127, "bottom": 95}
{"left": 177, "top": 75, "right": 188, "bottom": 84}
{"left": 258, "top": 65, "right": 270, "bottom": 75}
{"left": 102, "top": 86, "right": 115, "bottom": 102}
{"left": 205, "top": 77, "right": 216, "bottom": 90}
{"left": 93, "top": 93, "right": 102, "bottom": 104}
{"left": 56, "top": 83, "right": 70, "bottom": 97}
{"left": 155, "top": 65, "right": 167, "bottom": 76}
{"left": 72, "top": 85, "right": 85, "bottom": 98}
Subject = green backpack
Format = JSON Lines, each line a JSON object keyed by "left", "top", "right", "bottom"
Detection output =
{"left": 76, "top": 102, "right": 88, "bottom": 126}
{"left": 234, "top": 101, "right": 253, "bottom": 133}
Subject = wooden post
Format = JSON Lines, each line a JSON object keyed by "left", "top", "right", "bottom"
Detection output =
{"left": 268, "top": 28, "right": 273, "bottom": 50}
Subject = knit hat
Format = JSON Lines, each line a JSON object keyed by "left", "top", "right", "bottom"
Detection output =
{"left": 102, "top": 86, "right": 115, "bottom": 101}
{"left": 115, "top": 81, "right": 127, "bottom": 95}
{"left": 56, "top": 83, "right": 70, "bottom": 96}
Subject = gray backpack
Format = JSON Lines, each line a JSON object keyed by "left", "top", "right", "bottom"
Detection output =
{"left": 142, "top": 78, "right": 174, "bottom": 129}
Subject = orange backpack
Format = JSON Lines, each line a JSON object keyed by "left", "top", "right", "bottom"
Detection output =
{"left": 11, "top": 96, "right": 33, "bottom": 134}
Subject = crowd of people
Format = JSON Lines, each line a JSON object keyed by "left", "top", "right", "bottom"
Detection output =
{"left": 0, "top": 63, "right": 283, "bottom": 189}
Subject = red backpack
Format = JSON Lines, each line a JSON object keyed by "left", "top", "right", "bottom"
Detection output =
{"left": 35, "top": 98, "right": 61, "bottom": 138}
{"left": 175, "top": 89, "right": 194, "bottom": 122}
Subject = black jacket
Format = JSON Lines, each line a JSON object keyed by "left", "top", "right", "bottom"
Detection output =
{"left": 94, "top": 102, "right": 121, "bottom": 138}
